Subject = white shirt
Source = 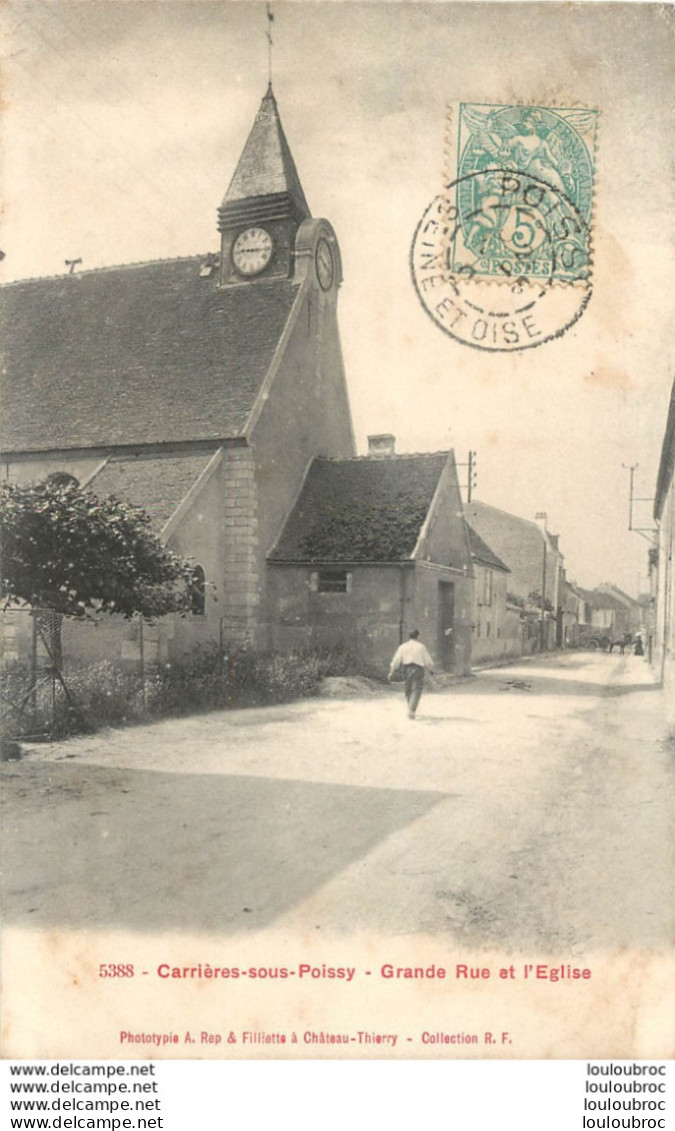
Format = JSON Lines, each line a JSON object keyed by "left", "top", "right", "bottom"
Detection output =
{"left": 390, "top": 639, "right": 434, "bottom": 672}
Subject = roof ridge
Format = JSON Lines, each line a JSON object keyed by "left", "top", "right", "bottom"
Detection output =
{"left": 314, "top": 450, "right": 452, "bottom": 463}
{"left": 468, "top": 499, "right": 543, "bottom": 532}
{"left": 0, "top": 253, "right": 216, "bottom": 288}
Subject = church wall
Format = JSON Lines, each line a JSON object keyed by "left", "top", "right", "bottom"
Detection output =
{"left": 2, "top": 456, "right": 104, "bottom": 487}
{"left": 0, "top": 446, "right": 261, "bottom": 669}
{"left": 250, "top": 285, "right": 355, "bottom": 648}
{"left": 164, "top": 448, "right": 252, "bottom": 653}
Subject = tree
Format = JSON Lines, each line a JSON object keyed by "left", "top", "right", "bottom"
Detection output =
{"left": 0, "top": 475, "right": 194, "bottom": 670}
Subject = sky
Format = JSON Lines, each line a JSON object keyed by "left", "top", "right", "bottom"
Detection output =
{"left": 1, "top": 1, "right": 673, "bottom": 595}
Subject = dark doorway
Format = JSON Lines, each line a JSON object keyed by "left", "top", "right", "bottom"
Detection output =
{"left": 439, "top": 581, "right": 455, "bottom": 672}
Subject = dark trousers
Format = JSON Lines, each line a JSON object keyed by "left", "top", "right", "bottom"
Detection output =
{"left": 403, "top": 663, "right": 425, "bottom": 714}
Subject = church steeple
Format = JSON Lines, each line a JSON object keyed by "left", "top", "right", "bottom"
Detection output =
{"left": 218, "top": 87, "right": 311, "bottom": 286}
{"left": 222, "top": 86, "right": 310, "bottom": 218}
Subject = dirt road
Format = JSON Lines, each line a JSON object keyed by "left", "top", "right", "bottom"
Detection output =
{"left": 2, "top": 652, "right": 672, "bottom": 951}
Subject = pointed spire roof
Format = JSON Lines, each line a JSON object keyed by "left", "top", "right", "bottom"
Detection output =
{"left": 222, "top": 86, "right": 310, "bottom": 217}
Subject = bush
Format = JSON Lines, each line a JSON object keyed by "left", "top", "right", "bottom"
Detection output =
{"left": 1, "top": 659, "right": 146, "bottom": 739}
{"left": 145, "top": 643, "right": 234, "bottom": 716}
{"left": 0, "top": 642, "right": 362, "bottom": 739}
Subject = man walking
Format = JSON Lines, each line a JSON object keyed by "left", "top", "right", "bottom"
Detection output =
{"left": 388, "top": 629, "right": 435, "bottom": 719}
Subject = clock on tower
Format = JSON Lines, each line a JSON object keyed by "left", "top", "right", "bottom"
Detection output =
{"left": 218, "top": 86, "right": 311, "bottom": 286}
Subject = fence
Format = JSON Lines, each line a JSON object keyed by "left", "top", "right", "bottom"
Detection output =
{"left": 0, "top": 607, "right": 217, "bottom": 739}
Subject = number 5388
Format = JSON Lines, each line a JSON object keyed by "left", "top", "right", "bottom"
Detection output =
{"left": 99, "top": 964, "right": 135, "bottom": 977}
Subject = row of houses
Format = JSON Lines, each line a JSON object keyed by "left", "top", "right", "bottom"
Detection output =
{"left": 0, "top": 435, "right": 643, "bottom": 679}
{"left": 0, "top": 85, "right": 646, "bottom": 681}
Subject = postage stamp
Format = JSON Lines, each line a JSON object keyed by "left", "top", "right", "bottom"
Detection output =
{"left": 411, "top": 103, "right": 598, "bottom": 352}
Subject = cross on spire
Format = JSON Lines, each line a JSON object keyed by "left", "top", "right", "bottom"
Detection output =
{"left": 266, "top": 4, "right": 274, "bottom": 88}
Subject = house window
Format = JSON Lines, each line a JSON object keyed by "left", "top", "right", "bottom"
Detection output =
{"left": 486, "top": 622, "right": 491, "bottom": 637}
{"left": 483, "top": 568, "right": 493, "bottom": 606}
{"left": 316, "top": 569, "right": 351, "bottom": 593}
{"left": 189, "top": 565, "right": 206, "bottom": 616}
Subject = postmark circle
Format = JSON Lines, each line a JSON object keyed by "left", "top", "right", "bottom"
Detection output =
{"left": 410, "top": 168, "right": 592, "bottom": 352}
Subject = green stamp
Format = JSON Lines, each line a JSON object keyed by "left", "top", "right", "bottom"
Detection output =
{"left": 452, "top": 104, "right": 598, "bottom": 282}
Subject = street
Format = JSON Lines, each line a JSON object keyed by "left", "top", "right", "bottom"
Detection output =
{"left": 2, "top": 652, "right": 673, "bottom": 952}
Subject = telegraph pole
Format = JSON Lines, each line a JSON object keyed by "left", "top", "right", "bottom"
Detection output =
{"left": 622, "top": 462, "right": 638, "bottom": 531}
{"left": 467, "top": 450, "right": 477, "bottom": 502}
{"left": 622, "top": 462, "right": 656, "bottom": 544}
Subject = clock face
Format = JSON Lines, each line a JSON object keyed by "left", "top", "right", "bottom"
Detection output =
{"left": 232, "top": 227, "right": 273, "bottom": 276}
{"left": 315, "top": 237, "right": 335, "bottom": 291}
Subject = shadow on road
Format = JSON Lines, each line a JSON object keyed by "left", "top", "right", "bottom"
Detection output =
{"left": 1, "top": 761, "right": 447, "bottom": 934}
{"left": 465, "top": 674, "right": 661, "bottom": 699}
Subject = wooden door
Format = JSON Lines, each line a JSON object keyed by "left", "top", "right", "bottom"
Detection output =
{"left": 439, "top": 581, "right": 455, "bottom": 671}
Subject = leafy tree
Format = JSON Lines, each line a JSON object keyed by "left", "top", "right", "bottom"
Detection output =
{"left": 0, "top": 475, "right": 194, "bottom": 667}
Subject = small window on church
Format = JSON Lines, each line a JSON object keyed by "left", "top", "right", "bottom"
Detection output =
{"left": 189, "top": 565, "right": 206, "bottom": 616}
{"left": 317, "top": 569, "right": 351, "bottom": 593}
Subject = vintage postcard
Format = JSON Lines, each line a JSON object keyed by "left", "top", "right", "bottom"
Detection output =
{"left": 1, "top": 1, "right": 673, "bottom": 1064}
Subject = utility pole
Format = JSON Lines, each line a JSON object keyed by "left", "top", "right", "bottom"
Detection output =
{"left": 622, "top": 461, "right": 656, "bottom": 544}
{"left": 467, "top": 450, "right": 477, "bottom": 502}
{"left": 622, "top": 462, "right": 638, "bottom": 531}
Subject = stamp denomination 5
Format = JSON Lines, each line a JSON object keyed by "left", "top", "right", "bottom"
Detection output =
{"left": 411, "top": 103, "right": 598, "bottom": 352}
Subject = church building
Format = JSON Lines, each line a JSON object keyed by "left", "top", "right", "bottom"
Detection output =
{"left": 1, "top": 87, "right": 472, "bottom": 675}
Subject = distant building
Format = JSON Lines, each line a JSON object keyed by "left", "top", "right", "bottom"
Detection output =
{"left": 464, "top": 524, "right": 519, "bottom": 664}
{"left": 596, "top": 583, "right": 644, "bottom": 636}
{"left": 572, "top": 587, "right": 632, "bottom": 646}
{"left": 464, "top": 501, "right": 564, "bottom": 652}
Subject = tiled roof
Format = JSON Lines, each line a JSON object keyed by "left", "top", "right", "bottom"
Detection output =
{"left": 466, "top": 524, "right": 509, "bottom": 572}
{"left": 583, "top": 588, "right": 629, "bottom": 612}
{"left": 0, "top": 257, "right": 300, "bottom": 453}
{"left": 269, "top": 453, "right": 449, "bottom": 563}
{"left": 222, "top": 87, "right": 310, "bottom": 217}
{"left": 87, "top": 451, "right": 216, "bottom": 533}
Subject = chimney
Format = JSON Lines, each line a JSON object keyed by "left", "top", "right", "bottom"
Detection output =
{"left": 367, "top": 434, "right": 396, "bottom": 457}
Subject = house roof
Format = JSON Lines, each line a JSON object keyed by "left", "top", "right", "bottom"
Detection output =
{"left": 590, "top": 590, "right": 629, "bottom": 612}
{"left": 596, "top": 583, "right": 639, "bottom": 607}
{"left": 574, "top": 586, "right": 627, "bottom": 611}
{"left": 221, "top": 86, "right": 310, "bottom": 218}
{"left": 0, "top": 258, "right": 300, "bottom": 453}
{"left": 86, "top": 451, "right": 216, "bottom": 533}
{"left": 464, "top": 501, "right": 547, "bottom": 571}
{"left": 466, "top": 524, "right": 509, "bottom": 572}
{"left": 269, "top": 453, "right": 450, "bottom": 563}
